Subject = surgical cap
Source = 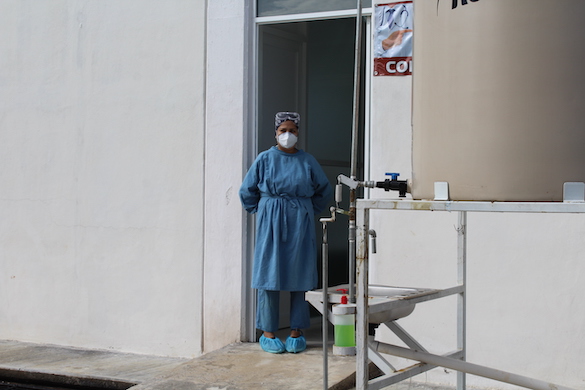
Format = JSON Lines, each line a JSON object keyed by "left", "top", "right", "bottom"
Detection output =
{"left": 275, "top": 112, "right": 300, "bottom": 130}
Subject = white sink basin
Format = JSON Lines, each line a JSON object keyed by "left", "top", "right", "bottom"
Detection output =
{"left": 325, "top": 284, "right": 432, "bottom": 324}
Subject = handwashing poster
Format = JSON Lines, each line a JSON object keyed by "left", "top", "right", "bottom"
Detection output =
{"left": 374, "top": 1, "right": 413, "bottom": 76}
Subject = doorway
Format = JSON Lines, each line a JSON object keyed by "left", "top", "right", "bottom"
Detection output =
{"left": 255, "top": 17, "right": 367, "bottom": 334}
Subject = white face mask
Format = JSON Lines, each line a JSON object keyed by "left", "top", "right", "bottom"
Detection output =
{"left": 277, "top": 132, "right": 298, "bottom": 149}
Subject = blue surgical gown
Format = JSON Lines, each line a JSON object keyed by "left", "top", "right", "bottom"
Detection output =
{"left": 239, "top": 147, "right": 332, "bottom": 292}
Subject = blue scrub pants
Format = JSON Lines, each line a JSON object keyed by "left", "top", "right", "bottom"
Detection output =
{"left": 256, "top": 290, "right": 310, "bottom": 333}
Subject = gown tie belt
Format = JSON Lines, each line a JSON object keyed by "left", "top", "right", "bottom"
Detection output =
{"left": 261, "top": 194, "right": 310, "bottom": 242}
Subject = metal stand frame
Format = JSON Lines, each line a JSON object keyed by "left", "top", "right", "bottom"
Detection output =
{"left": 355, "top": 200, "right": 585, "bottom": 390}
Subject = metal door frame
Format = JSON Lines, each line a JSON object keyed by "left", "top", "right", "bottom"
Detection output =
{"left": 244, "top": 5, "right": 373, "bottom": 342}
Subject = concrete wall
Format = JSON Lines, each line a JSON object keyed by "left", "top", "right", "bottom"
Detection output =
{"left": 0, "top": 0, "right": 208, "bottom": 358}
{"left": 369, "top": 3, "right": 585, "bottom": 388}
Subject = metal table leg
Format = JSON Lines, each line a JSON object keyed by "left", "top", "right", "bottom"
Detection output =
{"left": 356, "top": 205, "right": 369, "bottom": 390}
{"left": 457, "top": 211, "right": 467, "bottom": 390}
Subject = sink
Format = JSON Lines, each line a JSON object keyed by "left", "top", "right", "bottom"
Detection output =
{"left": 367, "top": 284, "right": 419, "bottom": 323}
{"left": 324, "top": 284, "right": 433, "bottom": 324}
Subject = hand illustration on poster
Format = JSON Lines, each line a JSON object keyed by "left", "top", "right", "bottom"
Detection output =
{"left": 374, "top": 1, "right": 413, "bottom": 76}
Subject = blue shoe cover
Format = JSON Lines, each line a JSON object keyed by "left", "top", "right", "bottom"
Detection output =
{"left": 285, "top": 335, "right": 307, "bottom": 353}
{"left": 259, "top": 335, "right": 285, "bottom": 354}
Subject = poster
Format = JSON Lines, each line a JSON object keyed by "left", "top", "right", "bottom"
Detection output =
{"left": 374, "top": 1, "right": 413, "bottom": 76}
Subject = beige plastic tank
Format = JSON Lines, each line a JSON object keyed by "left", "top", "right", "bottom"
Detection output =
{"left": 411, "top": 0, "right": 585, "bottom": 201}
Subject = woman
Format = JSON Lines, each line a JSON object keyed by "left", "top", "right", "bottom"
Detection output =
{"left": 239, "top": 112, "right": 332, "bottom": 354}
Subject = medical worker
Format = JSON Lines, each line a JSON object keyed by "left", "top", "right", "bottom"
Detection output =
{"left": 239, "top": 112, "right": 332, "bottom": 354}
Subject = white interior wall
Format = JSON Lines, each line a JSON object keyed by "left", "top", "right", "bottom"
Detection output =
{"left": 0, "top": 0, "right": 206, "bottom": 358}
{"left": 369, "top": 46, "right": 585, "bottom": 390}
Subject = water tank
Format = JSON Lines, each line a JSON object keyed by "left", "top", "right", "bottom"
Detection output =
{"left": 411, "top": 0, "right": 585, "bottom": 201}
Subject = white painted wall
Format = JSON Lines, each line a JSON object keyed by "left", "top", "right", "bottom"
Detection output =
{"left": 1, "top": 0, "right": 207, "bottom": 358}
{"left": 203, "top": 0, "right": 250, "bottom": 352}
{"left": 369, "top": 8, "right": 585, "bottom": 389}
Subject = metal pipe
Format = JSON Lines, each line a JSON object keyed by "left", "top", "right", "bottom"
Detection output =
{"left": 321, "top": 221, "right": 329, "bottom": 390}
{"left": 351, "top": 0, "right": 362, "bottom": 180}
{"left": 374, "top": 343, "right": 577, "bottom": 390}
{"left": 368, "top": 229, "right": 377, "bottom": 254}
{"left": 320, "top": 207, "right": 336, "bottom": 390}
{"left": 349, "top": 0, "right": 363, "bottom": 305}
{"left": 348, "top": 212, "right": 356, "bottom": 303}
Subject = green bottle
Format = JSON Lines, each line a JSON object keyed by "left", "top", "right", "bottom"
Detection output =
{"left": 333, "top": 295, "right": 356, "bottom": 348}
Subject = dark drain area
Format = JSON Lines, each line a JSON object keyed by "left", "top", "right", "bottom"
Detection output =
{"left": 0, "top": 380, "right": 94, "bottom": 390}
{"left": 0, "top": 371, "right": 134, "bottom": 390}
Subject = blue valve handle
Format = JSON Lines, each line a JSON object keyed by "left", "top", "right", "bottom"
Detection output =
{"left": 378, "top": 172, "right": 407, "bottom": 197}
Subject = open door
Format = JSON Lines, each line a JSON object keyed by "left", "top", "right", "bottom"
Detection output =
{"left": 258, "top": 25, "right": 307, "bottom": 152}
{"left": 258, "top": 24, "right": 308, "bottom": 329}
{"left": 256, "top": 17, "right": 363, "bottom": 333}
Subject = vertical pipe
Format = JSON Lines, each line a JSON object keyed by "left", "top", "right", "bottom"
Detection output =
{"left": 457, "top": 211, "right": 467, "bottom": 390}
{"left": 349, "top": 0, "right": 363, "bottom": 304}
{"left": 352, "top": 4, "right": 366, "bottom": 387}
{"left": 348, "top": 213, "right": 356, "bottom": 303}
{"left": 351, "top": 0, "right": 363, "bottom": 179}
{"left": 322, "top": 222, "right": 329, "bottom": 390}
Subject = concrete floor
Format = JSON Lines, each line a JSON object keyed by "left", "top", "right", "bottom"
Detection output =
{"left": 0, "top": 323, "right": 361, "bottom": 390}
{"left": 0, "top": 319, "right": 450, "bottom": 390}
{"left": 129, "top": 341, "right": 357, "bottom": 390}
{"left": 0, "top": 339, "right": 186, "bottom": 389}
